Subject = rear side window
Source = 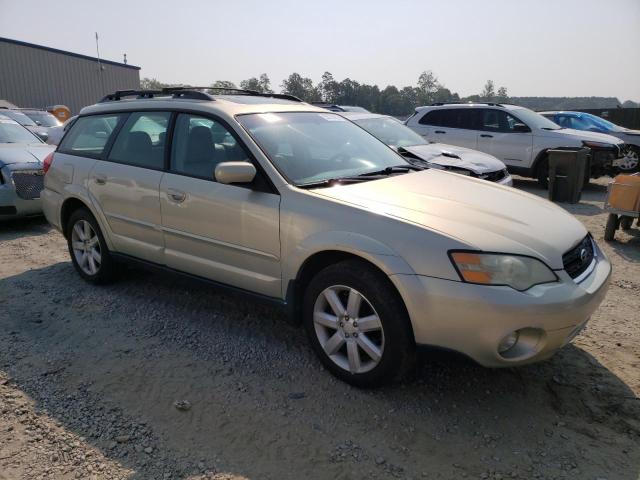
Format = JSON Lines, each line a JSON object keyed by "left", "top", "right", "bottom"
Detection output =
{"left": 419, "top": 109, "right": 478, "bottom": 129}
{"left": 108, "top": 112, "right": 171, "bottom": 169}
{"left": 59, "top": 114, "right": 123, "bottom": 157}
{"left": 419, "top": 109, "right": 448, "bottom": 126}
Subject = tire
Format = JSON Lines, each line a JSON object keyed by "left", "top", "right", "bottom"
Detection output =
{"left": 620, "top": 216, "right": 634, "bottom": 230}
{"left": 303, "top": 259, "right": 415, "bottom": 388}
{"left": 617, "top": 146, "right": 639, "bottom": 173}
{"left": 604, "top": 213, "right": 618, "bottom": 241}
{"left": 536, "top": 157, "right": 549, "bottom": 189}
{"left": 66, "top": 208, "right": 116, "bottom": 284}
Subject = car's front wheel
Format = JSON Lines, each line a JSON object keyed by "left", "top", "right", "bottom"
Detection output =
{"left": 303, "top": 260, "right": 415, "bottom": 387}
{"left": 67, "top": 208, "right": 115, "bottom": 283}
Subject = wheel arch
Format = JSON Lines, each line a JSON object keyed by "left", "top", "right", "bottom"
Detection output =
{"left": 60, "top": 196, "right": 91, "bottom": 238}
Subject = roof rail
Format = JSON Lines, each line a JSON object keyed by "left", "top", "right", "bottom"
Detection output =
{"left": 430, "top": 101, "right": 505, "bottom": 107}
{"left": 99, "top": 86, "right": 303, "bottom": 103}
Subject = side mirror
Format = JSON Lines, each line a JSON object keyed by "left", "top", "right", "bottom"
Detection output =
{"left": 36, "top": 131, "right": 49, "bottom": 142}
{"left": 513, "top": 123, "right": 530, "bottom": 133}
{"left": 34, "top": 120, "right": 42, "bottom": 126}
{"left": 215, "top": 161, "right": 256, "bottom": 184}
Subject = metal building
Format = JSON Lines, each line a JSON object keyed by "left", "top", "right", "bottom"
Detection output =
{"left": 0, "top": 37, "right": 140, "bottom": 114}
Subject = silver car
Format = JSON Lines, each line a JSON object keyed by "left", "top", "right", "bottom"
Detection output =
{"left": 340, "top": 112, "right": 513, "bottom": 185}
{"left": 42, "top": 88, "right": 611, "bottom": 387}
{"left": 0, "top": 117, "right": 55, "bottom": 219}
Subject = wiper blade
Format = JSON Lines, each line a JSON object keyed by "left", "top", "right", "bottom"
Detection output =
{"left": 356, "top": 164, "right": 423, "bottom": 177}
{"left": 541, "top": 127, "right": 562, "bottom": 130}
{"left": 296, "top": 177, "right": 369, "bottom": 189}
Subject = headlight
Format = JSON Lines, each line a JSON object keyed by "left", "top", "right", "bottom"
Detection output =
{"left": 449, "top": 252, "right": 558, "bottom": 291}
{"left": 582, "top": 141, "right": 615, "bottom": 150}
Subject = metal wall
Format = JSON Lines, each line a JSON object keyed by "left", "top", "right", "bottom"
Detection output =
{"left": 0, "top": 38, "right": 140, "bottom": 114}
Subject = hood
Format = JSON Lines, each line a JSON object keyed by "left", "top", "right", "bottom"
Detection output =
{"left": 312, "top": 170, "right": 586, "bottom": 269}
{"left": 622, "top": 129, "right": 640, "bottom": 137}
{"left": 543, "top": 128, "right": 624, "bottom": 146}
{"left": 400, "top": 143, "right": 506, "bottom": 174}
{"left": 0, "top": 144, "right": 55, "bottom": 166}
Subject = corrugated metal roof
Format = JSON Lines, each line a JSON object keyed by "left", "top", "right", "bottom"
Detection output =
{"left": 0, "top": 37, "right": 141, "bottom": 70}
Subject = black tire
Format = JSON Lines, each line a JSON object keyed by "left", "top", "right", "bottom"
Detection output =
{"left": 604, "top": 213, "right": 618, "bottom": 241}
{"left": 536, "top": 157, "right": 549, "bottom": 189}
{"left": 66, "top": 208, "right": 116, "bottom": 284}
{"left": 620, "top": 216, "right": 634, "bottom": 230}
{"left": 303, "top": 259, "right": 415, "bottom": 388}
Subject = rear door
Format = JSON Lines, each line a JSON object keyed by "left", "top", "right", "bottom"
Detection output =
{"left": 159, "top": 113, "right": 281, "bottom": 297}
{"left": 88, "top": 111, "right": 171, "bottom": 264}
{"left": 410, "top": 109, "right": 479, "bottom": 149}
{"left": 476, "top": 109, "right": 533, "bottom": 168}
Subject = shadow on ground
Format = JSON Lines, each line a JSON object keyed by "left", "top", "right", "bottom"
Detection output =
{"left": 1, "top": 261, "right": 639, "bottom": 479}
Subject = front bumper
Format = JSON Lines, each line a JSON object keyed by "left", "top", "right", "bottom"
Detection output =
{"left": 0, "top": 166, "right": 43, "bottom": 219}
{"left": 498, "top": 173, "right": 513, "bottom": 187}
{"left": 394, "top": 244, "right": 611, "bottom": 367}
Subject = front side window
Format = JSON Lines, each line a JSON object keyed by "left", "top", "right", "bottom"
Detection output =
{"left": 59, "top": 114, "right": 123, "bottom": 157}
{"left": 237, "top": 112, "right": 409, "bottom": 186}
{"left": 108, "top": 112, "right": 170, "bottom": 169}
{"left": 170, "top": 114, "right": 250, "bottom": 179}
{"left": 480, "top": 110, "right": 527, "bottom": 132}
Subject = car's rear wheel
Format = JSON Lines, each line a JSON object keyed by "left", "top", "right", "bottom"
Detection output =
{"left": 67, "top": 208, "right": 115, "bottom": 283}
{"left": 303, "top": 259, "right": 415, "bottom": 388}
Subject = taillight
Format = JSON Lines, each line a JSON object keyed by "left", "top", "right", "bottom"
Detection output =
{"left": 43, "top": 152, "right": 54, "bottom": 173}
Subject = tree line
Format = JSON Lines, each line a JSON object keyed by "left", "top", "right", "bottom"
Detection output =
{"left": 140, "top": 72, "right": 632, "bottom": 116}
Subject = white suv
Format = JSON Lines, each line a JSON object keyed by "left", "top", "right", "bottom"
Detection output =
{"left": 405, "top": 103, "right": 626, "bottom": 186}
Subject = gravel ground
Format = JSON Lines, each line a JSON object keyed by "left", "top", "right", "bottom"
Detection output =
{"left": 0, "top": 177, "right": 638, "bottom": 480}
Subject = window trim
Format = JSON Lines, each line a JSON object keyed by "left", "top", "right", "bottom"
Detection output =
{"left": 57, "top": 112, "right": 129, "bottom": 160}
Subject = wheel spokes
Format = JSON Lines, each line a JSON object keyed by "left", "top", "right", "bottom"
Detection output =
{"left": 324, "top": 289, "right": 346, "bottom": 317}
{"left": 357, "top": 314, "right": 382, "bottom": 332}
{"left": 346, "top": 288, "right": 362, "bottom": 318}
{"left": 347, "top": 340, "right": 361, "bottom": 373}
{"left": 73, "top": 223, "right": 86, "bottom": 241}
{"left": 323, "top": 331, "right": 345, "bottom": 355}
{"left": 314, "top": 311, "right": 339, "bottom": 329}
{"left": 357, "top": 334, "right": 382, "bottom": 362}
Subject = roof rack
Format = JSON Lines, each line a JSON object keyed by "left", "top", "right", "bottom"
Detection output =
{"left": 99, "top": 86, "right": 302, "bottom": 103}
{"left": 430, "top": 101, "right": 505, "bottom": 107}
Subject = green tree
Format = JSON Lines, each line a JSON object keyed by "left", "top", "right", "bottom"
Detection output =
{"left": 480, "top": 80, "right": 495, "bottom": 101}
{"left": 417, "top": 71, "right": 440, "bottom": 105}
{"left": 240, "top": 74, "right": 272, "bottom": 93}
{"left": 140, "top": 77, "right": 173, "bottom": 89}
{"left": 280, "top": 73, "right": 319, "bottom": 101}
{"left": 318, "top": 71, "right": 340, "bottom": 103}
{"left": 209, "top": 80, "right": 237, "bottom": 91}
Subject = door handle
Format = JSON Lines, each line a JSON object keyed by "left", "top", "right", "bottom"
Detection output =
{"left": 167, "top": 188, "right": 186, "bottom": 203}
{"left": 434, "top": 130, "right": 446, "bottom": 134}
{"left": 94, "top": 174, "right": 107, "bottom": 185}
{"left": 480, "top": 134, "right": 493, "bottom": 138}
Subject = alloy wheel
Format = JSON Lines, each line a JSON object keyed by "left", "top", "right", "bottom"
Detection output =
{"left": 618, "top": 149, "right": 639, "bottom": 171}
{"left": 313, "top": 285, "right": 385, "bottom": 374}
{"left": 71, "top": 220, "right": 102, "bottom": 276}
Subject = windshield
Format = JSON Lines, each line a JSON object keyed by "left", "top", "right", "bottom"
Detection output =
{"left": 0, "top": 120, "right": 42, "bottom": 144}
{"left": 512, "top": 108, "right": 563, "bottom": 130}
{"left": 580, "top": 113, "right": 622, "bottom": 132}
{"left": 353, "top": 116, "right": 427, "bottom": 148}
{"left": 23, "top": 111, "right": 61, "bottom": 127}
{"left": 237, "top": 112, "right": 410, "bottom": 185}
{"left": 0, "top": 110, "right": 37, "bottom": 127}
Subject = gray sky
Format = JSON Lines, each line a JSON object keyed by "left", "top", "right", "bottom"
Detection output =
{"left": 1, "top": 0, "right": 639, "bottom": 101}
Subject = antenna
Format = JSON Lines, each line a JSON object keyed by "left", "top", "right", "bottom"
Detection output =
{"left": 123, "top": 53, "right": 127, "bottom": 65}
{"left": 95, "top": 32, "right": 105, "bottom": 93}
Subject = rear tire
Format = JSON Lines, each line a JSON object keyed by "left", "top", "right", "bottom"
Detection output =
{"left": 66, "top": 208, "right": 116, "bottom": 284}
{"left": 303, "top": 259, "right": 415, "bottom": 388}
{"left": 620, "top": 216, "right": 633, "bottom": 230}
{"left": 604, "top": 213, "right": 618, "bottom": 241}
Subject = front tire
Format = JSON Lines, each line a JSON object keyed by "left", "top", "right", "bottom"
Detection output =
{"left": 536, "top": 157, "right": 549, "bottom": 189}
{"left": 303, "top": 260, "right": 415, "bottom": 388}
{"left": 66, "top": 208, "right": 116, "bottom": 284}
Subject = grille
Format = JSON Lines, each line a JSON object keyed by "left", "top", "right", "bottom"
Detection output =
{"left": 478, "top": 169, "right": 507, "bottom": 182}
{"left": 562, "top": 235, "right": 595, "bottom": 280}
{"left": 12, "top": 170, "right": 45, "bottom": 200}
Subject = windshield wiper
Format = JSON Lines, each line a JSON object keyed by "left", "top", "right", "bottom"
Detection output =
{"left": 296, "top": 177, "right": 369, "bottom": 189}
{"left": 541, "top": 127, "right": 562, "bottom": 130}
{"left": 355, "top": 164, "right": 423, "bottom": 177}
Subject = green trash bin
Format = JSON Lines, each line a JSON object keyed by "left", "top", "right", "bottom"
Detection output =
{"left": 547, "top": 148, "right": 590, "bottom": 203}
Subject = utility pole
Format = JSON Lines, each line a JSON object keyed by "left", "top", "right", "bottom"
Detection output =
{"left": 95, "top": 32, "right": 106, "bottom": 93}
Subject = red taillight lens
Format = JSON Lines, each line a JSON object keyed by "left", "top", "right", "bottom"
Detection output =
{"left": 43, "top": 152, "right": 54, "bottom": 173}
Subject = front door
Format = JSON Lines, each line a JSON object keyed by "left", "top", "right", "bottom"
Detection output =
{"left": 159, "top": 113, "right": 281, "bottom": 298}
{"left": 475, "top": 109, "right": 533, "bottom": 168}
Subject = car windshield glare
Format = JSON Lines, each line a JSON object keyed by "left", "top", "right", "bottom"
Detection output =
{"left": 582, "top": 113, "right": 622, "bottom": 132}
{"left": 512, "top": 108, "right": 562, "bottom": 130}
{"left": 0, "top": 110, "right": 37, "bottom": 127}
{"left": 237, "top": 112, "right": 409, "bottom": 185}
{"left": 0, "top": 121, "right": 41, "bottom": 144}
{"left": 25, "top": 111, "right": 61, "bottom": 127}
{"left": 354, "top": 117, "right": 427, "bottom": 148}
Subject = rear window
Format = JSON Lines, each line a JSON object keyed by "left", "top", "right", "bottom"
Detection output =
{"left": 59, "top": 114, "right": 123, "bottom": 157}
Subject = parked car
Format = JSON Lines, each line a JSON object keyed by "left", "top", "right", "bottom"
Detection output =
{"left": 0, "top": 108, "right": 50, "bottom": 142}
{"left": 311, "top": 102, "right": 370, "bottom": 113}
{"left": 43, "top": 88, "right": 610, "bottom": 387}
{"left": 341, "top": 112, "right": 512, "bottom": 185}
{"left": 45, "top": 115, "right": 77, "bottom": 146}
{"left": 0, "top": 117, "right": 55, "bottom": 219}
{"left": 539, "top": 111, "right": 639, "bottom": 172}
{"left": 405, "top": 102, "right": 627, "bottom": 186}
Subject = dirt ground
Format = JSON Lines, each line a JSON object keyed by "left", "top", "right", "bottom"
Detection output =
{"left": 0, "top": 177, "right": 638, "bottom": 480}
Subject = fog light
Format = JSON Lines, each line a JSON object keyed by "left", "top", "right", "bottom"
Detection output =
{"left": 498, "top": 331, "right": 519, "bottom": 353}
